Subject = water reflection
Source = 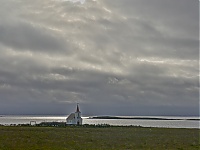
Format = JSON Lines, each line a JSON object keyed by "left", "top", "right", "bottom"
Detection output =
{"left": 0, "top": 115, "right": 199, "bottom": 129}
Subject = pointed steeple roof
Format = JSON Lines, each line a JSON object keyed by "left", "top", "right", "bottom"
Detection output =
{"left": 76, "top": 103, "right": 80, "bottom": 112}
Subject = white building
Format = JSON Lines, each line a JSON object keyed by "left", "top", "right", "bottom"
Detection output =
{"left": 66, "top": 104, "right": 82, "bottom": 125}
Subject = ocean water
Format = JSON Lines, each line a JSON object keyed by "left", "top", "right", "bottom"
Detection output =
{"left": 0, "top": 115, "right": 199, "bottom": 129}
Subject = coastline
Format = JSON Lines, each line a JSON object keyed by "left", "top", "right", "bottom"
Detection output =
{"left": 89, "top": 116, "right": 200, "bottom": 121}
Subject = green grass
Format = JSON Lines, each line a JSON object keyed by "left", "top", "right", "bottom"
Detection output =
{"left": 0, "top": 126, "right": 199, "bottom": 150}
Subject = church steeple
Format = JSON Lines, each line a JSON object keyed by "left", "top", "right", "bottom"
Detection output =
{"left": 76, "top": 103, "right": 80, "bottom": 112}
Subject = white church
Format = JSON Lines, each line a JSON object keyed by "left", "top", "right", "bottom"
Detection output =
{"left": 66, "top": 104, "right": 82, "bottom": 125}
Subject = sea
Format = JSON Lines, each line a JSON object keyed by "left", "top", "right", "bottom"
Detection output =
{"left": 0, "top": 115, "right": 199, "bottom": 129}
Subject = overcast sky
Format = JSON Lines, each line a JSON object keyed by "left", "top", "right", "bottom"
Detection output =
{"left": 0, "top": 0, "right": 199, "bottom": 116}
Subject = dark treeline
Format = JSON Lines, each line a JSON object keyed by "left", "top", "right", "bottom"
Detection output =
{"left": 0, "top": 122, "right": 142, "bottom": 128}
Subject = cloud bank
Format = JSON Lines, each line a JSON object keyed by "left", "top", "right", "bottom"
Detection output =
{"left": 0, "top": 0, "right": 199, "bottom": 116}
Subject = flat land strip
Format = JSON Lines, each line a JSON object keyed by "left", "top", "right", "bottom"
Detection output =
{"left": 0, "top": 126, "right": 199, "bottom": 150}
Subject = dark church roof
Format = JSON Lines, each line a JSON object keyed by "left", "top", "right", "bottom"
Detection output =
{"left": 67, "top": 113, "right": 75, "bottom": 120}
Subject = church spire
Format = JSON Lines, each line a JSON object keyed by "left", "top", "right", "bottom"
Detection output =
{"left": 76, "top": 103, "right": 80, "bottom": 112}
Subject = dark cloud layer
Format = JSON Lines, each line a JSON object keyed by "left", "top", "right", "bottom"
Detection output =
{"left": 0, "top": 0, "right": 199, "bottom": 116}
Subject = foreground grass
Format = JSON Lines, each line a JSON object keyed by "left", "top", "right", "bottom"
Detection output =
{"left": 0, "top": 126, "right": 199, "bottom": 150}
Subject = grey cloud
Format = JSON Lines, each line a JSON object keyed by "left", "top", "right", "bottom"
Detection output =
{"left": 0, "top": 21, "right": 70, "bottom": 54}
{"left": 0, "top": 0, "right": 198, "bottom": 116}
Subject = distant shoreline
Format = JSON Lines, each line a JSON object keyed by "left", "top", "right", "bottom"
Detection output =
{"left": 89, "top": 116, "right": 200, "bottom": 121}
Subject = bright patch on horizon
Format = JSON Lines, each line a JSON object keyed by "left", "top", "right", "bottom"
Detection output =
{"left": 57, "top": 0, "right": 86, "bottom": 4}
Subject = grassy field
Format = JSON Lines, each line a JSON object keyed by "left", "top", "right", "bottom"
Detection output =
{"left": 0, "top": 126, "right": 199, "bottom": 150}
